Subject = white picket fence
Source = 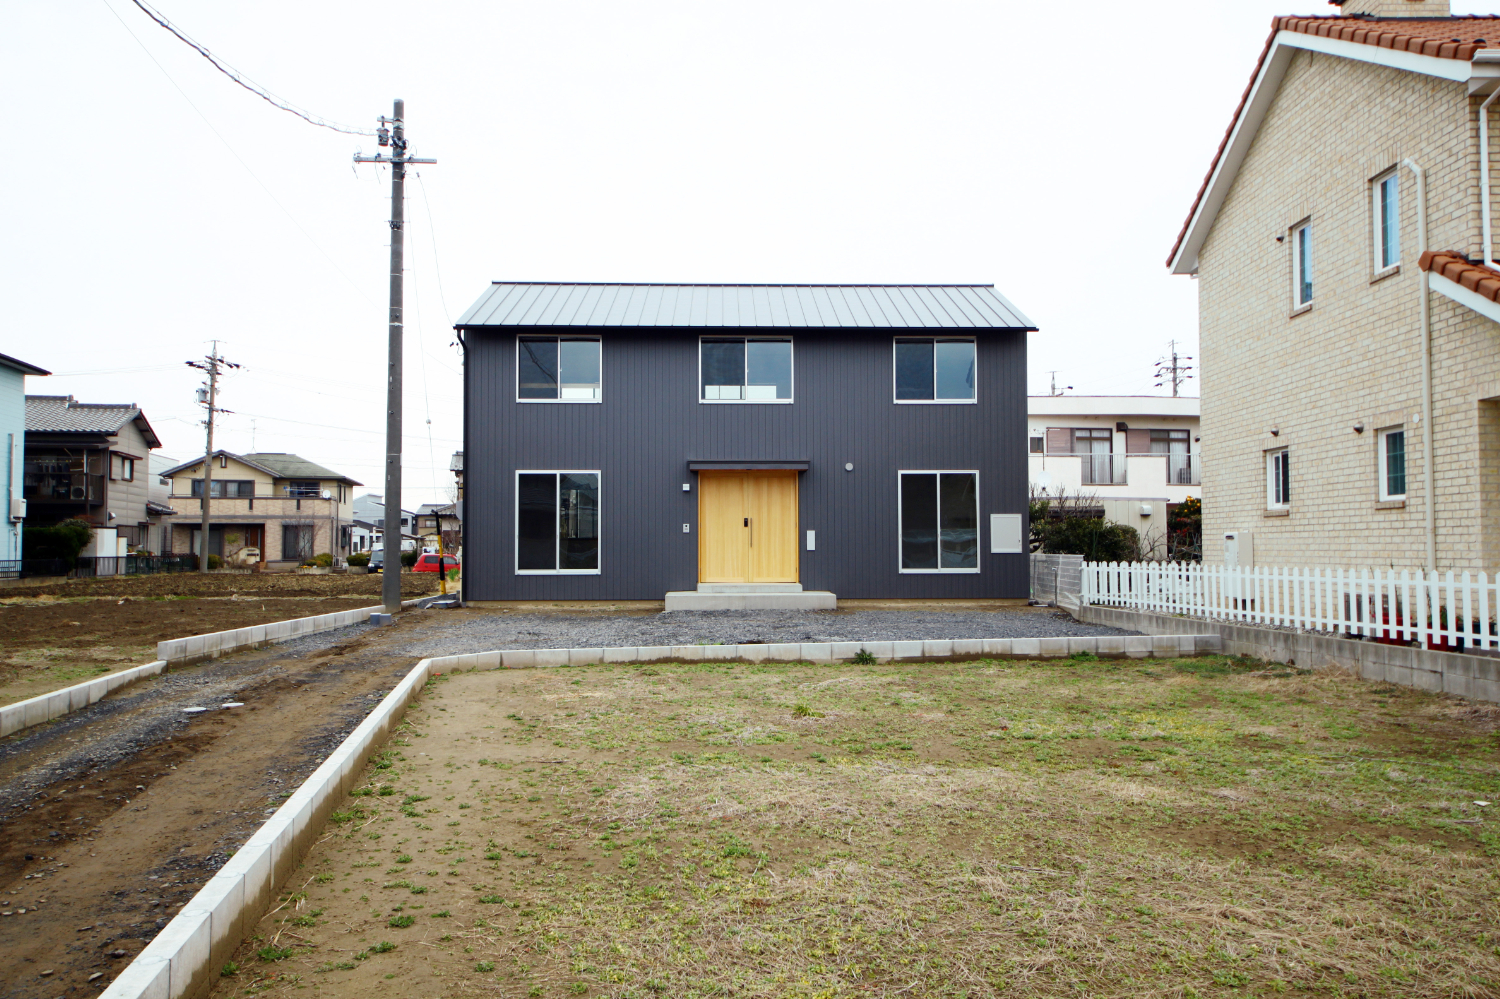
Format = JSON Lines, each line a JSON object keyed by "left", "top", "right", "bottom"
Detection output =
{"left": 1082, "top": 562, "right": 1499, "bottom": 652}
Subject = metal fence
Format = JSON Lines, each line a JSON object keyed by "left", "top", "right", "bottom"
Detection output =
{"left": 1030, "top": 553, "right": 1084, "bottom": 606}
{"left": 1083, "top": 561, "right": 1500, "bottom": 652}
{"left": 1, "top": 554, "right": 198, "bottom": 579}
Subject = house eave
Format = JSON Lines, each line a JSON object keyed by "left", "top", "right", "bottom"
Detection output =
{"left": 1429, "top": 271, "right": 1500, "bottom": 324}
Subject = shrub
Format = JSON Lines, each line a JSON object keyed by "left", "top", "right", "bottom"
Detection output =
{"left": 23, "top": 518, "right": 93, "bottom": 564}
{"left": 1030, "top": 493, "right": 1140, "bottom": 562}
{"left": 400, "top": 550, "right": 418, "bottom": 568}
{"left": 347, "top": 551, "right": 370, "bottom": 566}
{"left": 301, "top": 552, "right": 334, "bottom": 567}
{"left": 207, "top": 554, "right": 224, "bottom": 570}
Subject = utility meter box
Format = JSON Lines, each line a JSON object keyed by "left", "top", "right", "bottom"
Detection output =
{"left": 1223, "top": 530, "right": 1253, "bottom": 568}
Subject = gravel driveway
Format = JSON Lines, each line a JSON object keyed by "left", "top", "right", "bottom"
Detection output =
{"left": 394, "top": 607, "right": 1133, "bottom": 658}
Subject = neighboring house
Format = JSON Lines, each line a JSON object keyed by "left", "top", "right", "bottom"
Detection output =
{"left": 23, "top": 394, "right": 163, "bottom": 549}
{"left": 144, "top": 453, "right": 181, "bottom": 553}
{"left": 415, "top": 503, "right": 446, "bottom": 548}
{"left": 1170, "top": 0, "right": 1500, "bottom": 571}
{"left": 450, "top": 452, "right": 464, "bottom": 502}
{"left": 1, "top": 353, "right": 50, "bottom": 571}
{"left": 1028, "top": 396, "right": 1200, "bottom": 543}
{"left": 158, "top": 452, "right": 360, "bottom": 566}
{"left": 455, "top": 282, "right": 1035, "bottom": 605}
{"left": 351, "top": 494, "right": 418, "bottom": 551}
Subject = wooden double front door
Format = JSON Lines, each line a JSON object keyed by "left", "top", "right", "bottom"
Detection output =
{"left": 698, "top": 470, "right": 799, "bottom": 583}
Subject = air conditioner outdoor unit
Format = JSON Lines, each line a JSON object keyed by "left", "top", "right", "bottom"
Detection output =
{"left": 9, "top": 497, "right": 24, "bottom": 522}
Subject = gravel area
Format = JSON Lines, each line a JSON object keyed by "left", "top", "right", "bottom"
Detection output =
{"left": 394, "top": 607, "right": 1135, "bottom": 658}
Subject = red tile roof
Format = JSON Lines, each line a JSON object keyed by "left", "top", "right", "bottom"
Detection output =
{"left": 1419, "top": 250, "right": 1500, "bottom": 303}
{"left": 1168, "top": 15, "right": 1500, "bottom": 270}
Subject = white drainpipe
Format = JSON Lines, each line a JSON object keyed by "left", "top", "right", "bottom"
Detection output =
{"left": 1402, "top": 157, "right": 1436, "bottom": 573}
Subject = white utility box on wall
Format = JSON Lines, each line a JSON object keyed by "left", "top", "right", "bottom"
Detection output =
{"left": 1223, "top": 530, "right": 1253, "bottom": 568}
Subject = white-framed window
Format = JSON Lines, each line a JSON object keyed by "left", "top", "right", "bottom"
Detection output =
{"left": 517, "top": 336, "right": 601, "bottom": 402}
{"left": 1373, "top": 172, "right": 1400, "bottom": 272}
{"left": 898, "top": 470, "right": 980, "bottom": 573}
{"left": 1378, "top": 426, "right": 1406, "bottom": 501}
{"left": 1266, "top": 448, "right": 1290, "bottom": 509}
{"left": 894, "top": 337, "right": 976, "bottom": 403}
{"left": 515, "top": 471, "right": 600, "bottom": 574}
{"left": 1292, "top": 220, "right": 1313, "bottom": 308}
{"left": 699, "top": 337, "right": 793, "bottom": 402}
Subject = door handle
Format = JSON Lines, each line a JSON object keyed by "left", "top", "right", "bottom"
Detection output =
{"left": 746, "top": 517, "right": 752, "bottom": 546}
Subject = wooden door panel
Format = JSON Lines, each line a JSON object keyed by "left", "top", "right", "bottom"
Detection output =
{"left": 698, "top": 472, "right": 747, "bottom": 583}
{"left": 747, "top": 471, "right": 798, "bottom": 583}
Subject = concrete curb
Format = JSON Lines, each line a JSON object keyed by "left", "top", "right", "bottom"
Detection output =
{"left": 96, "top": 629, "right": 1223, "bottom": 999}
{"left": 0, "top": 661, "right": 168, "bottom": 739}
{"left": 156, "top": 598, "right": 425, "bottom": 665}
{"left": 2, "top": 598, "right": 427, "bottom": 742}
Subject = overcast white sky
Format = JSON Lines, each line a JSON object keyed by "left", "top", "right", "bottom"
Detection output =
{"left": 6, "top": 1, "right": 1494, "bottom": 507}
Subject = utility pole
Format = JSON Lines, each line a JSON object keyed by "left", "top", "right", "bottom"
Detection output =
{"left": 1047, "top": 371, "right": 1072, "bottom": 397}
{"left": 186, "top": 342, "right": 238, "bottom": 573}
{"left": 355, "top": 100, "right": 436, "bottom": 613}
{"left": 1153, "top": 340, "right": 1195, "bottom": 397}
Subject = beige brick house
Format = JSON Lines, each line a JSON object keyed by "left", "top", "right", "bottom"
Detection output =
{"left": 159, "top": 451, "right": 359, "bottom": 568}
{"left": 1172, "top": 0, "right": 1500, "bottom": 572}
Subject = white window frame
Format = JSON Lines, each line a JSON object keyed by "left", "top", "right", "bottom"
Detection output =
{"left": 514, "top": 470, "right": 602, "bottom": 575}
{"left": 1373, "top": 171, "right": 1400, "bottom": 273}
{"left": 1292, "top": 220, "right": 1313, "bottom": 309}
{"left": 698, "top": 336, "right": 794, "bottom": 404}
{"left": 896, "top": 469, "right": 981, "bottom": 574}
{"left": 891, "top": 337, "right": 978, "bottom": 405}
{"left": 1377, "top": 426, "right": 1406, "bottom": 502}
{"left": 1266, "top": 448, "right": 1290, "bottom": 510}
{"left": 515, "top": 335, "right": 603, "bottom": 404}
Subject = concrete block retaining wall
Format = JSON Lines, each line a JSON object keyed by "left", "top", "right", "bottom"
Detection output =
{"left": 0, "top": 661, "right": 168, "bottom": 739}
{"left": 98, "top": 630, "right": 1222, "bottom": 999}
{"left": 1076, "top": 604, "right": 1500, "bottom": 705}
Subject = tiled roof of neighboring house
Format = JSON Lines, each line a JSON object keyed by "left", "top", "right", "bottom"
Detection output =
{"left": 416, "top": 503, "right": 449, "bottom": 516}
{"left": 0, "top": 352, "right": 49, "bottom": 376}
{"left": 146, "top": 500, "right": 178, "bottom": 517}
{"left": 240, "top": 453, "right": 362, "bottom": 486}
{"left": 26, "top": 395, "right": 161, "bottom": 447}
{"left": 1419, "top": 250, "right": 1500, "bottom": 303}
{"left": 160, "top": 450, "right": 363, "bottom": 486}
{"left": 1169, "top": 14, "right": 1500, "bottom": 271}
{"left": 458, "top": 284, "right": 1036, "bottom": 330}
{"left": 450, "top": 451, "right": 463, "bottom": 472}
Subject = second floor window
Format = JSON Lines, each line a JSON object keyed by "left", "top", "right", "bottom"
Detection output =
{"left": 701, "top": 337, "right": 792, "bottom": 402}
{"left": 191, "top": 479, "right": 253, "bottom": 498}
{"left": 1379, "top": 427, "right": 1406, "bottom": 501}
{"left": 895, "top": 338, "right": 975, "bottom": 402}
{"left": 1293, "top": 221, "right": 1313, "bottom": 308}
{"left": 518, "top": 336, "right": 601, "bottom": 402}
{"left": 286, "top": 480, "right": 321, "bottom": 498}
{"left": 1374, "top": 172, "right": 1400, "bottom": 271}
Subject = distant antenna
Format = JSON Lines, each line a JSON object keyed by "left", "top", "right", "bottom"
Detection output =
{"left": 1153, "top": 340, "right": 1195, "bottom": 397}
{"left": 1048, "top": 371, "right": 1073, "bottom": 397}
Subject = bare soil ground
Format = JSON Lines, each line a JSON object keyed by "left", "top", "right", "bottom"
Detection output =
{"left": 0, "top": 574, "right": 440, "bottom": 707}
{"left": 214, "top": 657, "right": 1500, "bottom": 999}
{"left": 0, "top": 605, "right": 457, "bottom": 999}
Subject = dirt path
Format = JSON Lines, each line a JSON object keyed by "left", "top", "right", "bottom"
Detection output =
{"left": 0, "top": 608, "right": 456, "bottom": 999}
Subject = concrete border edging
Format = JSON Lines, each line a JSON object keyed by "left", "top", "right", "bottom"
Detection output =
{"left": 98, "top": 631, "right": 1223, "bottom": 999}
{"left": 1076, "top": 604, "right": 1500, "bottom": 704}
{"left": 156, "top": 598, "right": 425, "bottom": 665}
{"left": 0, "top": 661, "right": 168, "bottom": 739}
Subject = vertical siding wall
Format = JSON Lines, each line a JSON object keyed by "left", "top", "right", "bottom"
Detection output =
{"left": 1, "top": 367, "right": 22, "bottom": 563}
{"left": 463, "top": 327, "right": 1029, "bottom": 600}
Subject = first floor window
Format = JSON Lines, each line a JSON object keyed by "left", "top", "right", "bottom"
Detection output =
{"left": 701, "top": 337, "right": 792, "bottom": 401}
{"left": 518, "top": 336, "right": 602, "bottom": 401}
{"left": 517, "top": 471, "right": 600, "bottom": 573}
{"left": 894, "top": 337, "right": 975, "bottom": 402}
{"left": 282, "top": 525, "right": 314, "bottom": 560}
{"left": 899, "top": 471, "right": 979, "bottom": 572}
{"left": 1374, "top": 172, "right": 1400, "bottom": 270}
{"left": 1266, "top": 448, "right": 1290, "bottom": 508}
{"left": 1379, "top": 427, "right": 1406, "bottom": 500}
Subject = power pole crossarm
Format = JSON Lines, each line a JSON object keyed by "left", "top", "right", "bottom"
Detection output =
{"left": 185, "top": 343, "right": 239, "bottom": 572}
{"left": 354, "top": 100, "right": 437, "bottom": 614}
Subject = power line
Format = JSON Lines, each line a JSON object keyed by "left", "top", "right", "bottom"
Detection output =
{"left": 124, "top": 0, "right": 375, "bottom": 136}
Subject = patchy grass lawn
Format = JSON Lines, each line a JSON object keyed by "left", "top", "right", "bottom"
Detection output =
{"left": 215, "top": 656, "right": 1500, "bottom": 999}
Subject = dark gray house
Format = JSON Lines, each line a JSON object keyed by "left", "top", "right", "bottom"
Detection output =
{"left": 456, "top": 283, "right": 1035, "bottom": 608}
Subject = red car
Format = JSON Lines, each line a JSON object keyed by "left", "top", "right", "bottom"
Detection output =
{"left": 413, "top": 553, "right": 460, "bottom": 573}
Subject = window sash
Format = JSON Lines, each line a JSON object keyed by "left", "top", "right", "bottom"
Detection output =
{"left": 1376, "top": 174, "right": 1400, "bottom": 270}
{"left": 1267, "top": 450, "right": 1290, "bottom": 508}
{"left": 1380, "top": 429, "right": 1406, "bottom": 500}
{"left": 1294, "top": 223, "right": 1313, "bottom": 306}
{"left": 898, "top": 471, "right": 980, "bottom": 573}
{"left": 516, "top": 471, "right": 601, "bottom": 574}
{"left": 518, "top": 337, "right": 602, "bottom": 402}
{"left": 191, "top": 479, "right": 254, "bottom": 498}
{"left": 893, "top": 338, "right": 976, "bottom": 402}
{"left": 700, "top": 338, "right": 792, "bottom": 402}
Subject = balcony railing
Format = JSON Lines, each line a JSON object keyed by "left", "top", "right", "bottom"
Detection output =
{"left": 1035, "top": 452, "right": 1200, "bottom": 489}
{"left": 1165, "top": 454, "right": 1200, "bottom": 486}
{"left": 23, "top": 473, "right": 105, "bottom": 504}
{"left": 1079, "top": 453, "right": 1127, "bottom": 485}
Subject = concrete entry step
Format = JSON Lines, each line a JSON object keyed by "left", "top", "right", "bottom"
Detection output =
{"left": 695, "top": 582, "right": 804, "bottom": 593}
{"left": 664, "top": 589, "right": 837, "bottom": 611}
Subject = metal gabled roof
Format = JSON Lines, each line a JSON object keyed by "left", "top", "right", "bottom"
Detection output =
{"left": 456, "top": 284, "right": 1034, "bottom": 330}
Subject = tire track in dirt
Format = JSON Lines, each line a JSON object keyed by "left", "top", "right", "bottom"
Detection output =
{"left": 0, "top": 610, "right": 455, "bottom": 999}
